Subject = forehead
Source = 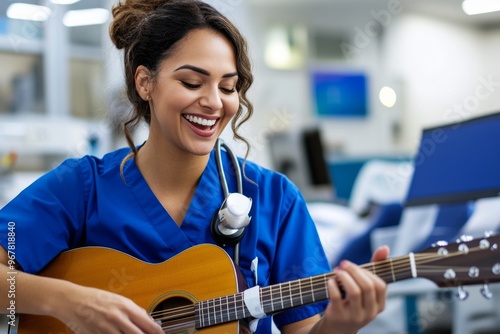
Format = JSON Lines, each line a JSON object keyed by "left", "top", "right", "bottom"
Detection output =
{"left": 162, "top": 28, "right": 237, "bottom": 73}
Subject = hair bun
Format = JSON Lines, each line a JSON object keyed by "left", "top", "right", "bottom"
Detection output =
{"left": 109, "top": 0, "right": 176, "bottom": 50}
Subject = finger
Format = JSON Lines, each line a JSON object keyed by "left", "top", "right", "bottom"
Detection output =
{"left": 123, "top": 301, "right": 163, "bottom": 334}
{"left": 341, "top": 261, "right": 376, "bottom": 308}
{"left": 336, "top": 263, "right": 363, "bottom": 311}
{"left": 326, "top": 276, "right": 344, "bottom": 310}
{"left": 348, "top": 264, "right": 387, "bottom": 317}
{"left": 367, "top": 270, "right": 387, "bottom": 313}
{"left": 100, "top": 307, "right": 144, "bottom": 334}
{"left": 131, "top": 311, "right": 163, "bottom": 334}
{"left": 371, "top": 245, "right": 390, "bottom": 262}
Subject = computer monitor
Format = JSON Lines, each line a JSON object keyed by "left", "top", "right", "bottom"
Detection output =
{"left": 311, "top": 71, "right": 368, "bottom": 118}
{"left": 405, "top": 111, "right": 500, "bottom": 207}
{"left": 301, "top": 128, "right": 331, "bottom": 186}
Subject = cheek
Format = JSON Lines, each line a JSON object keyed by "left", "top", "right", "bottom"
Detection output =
{"left": 225, "top": 95, "right": 240, "bottom": 117}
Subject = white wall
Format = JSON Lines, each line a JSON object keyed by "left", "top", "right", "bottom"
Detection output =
{"left": 381, "top": 14, "right": 500, "bottom": 153}
{"left": 238, "top": 6, "right": 500, "bottom": 170}
{"left": 479, "top": 29, "right": 500, "bottom": 114}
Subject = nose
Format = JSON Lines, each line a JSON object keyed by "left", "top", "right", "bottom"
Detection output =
{"left": 199, "top": 86, "right": 223, "bottom": 111}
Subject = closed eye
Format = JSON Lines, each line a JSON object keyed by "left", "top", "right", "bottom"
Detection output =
{"left": 220, "top": 87, "right": 236, "bottom": 94}
{"left": 181, "top": 81, "right": 201, "bottom": 89}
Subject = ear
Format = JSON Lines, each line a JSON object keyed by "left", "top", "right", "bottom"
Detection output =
{"left": 135, "top": 65, "right": 152, "bottom": 101}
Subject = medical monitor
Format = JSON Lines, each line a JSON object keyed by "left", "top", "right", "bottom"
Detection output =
{"left": 405, "top": 111, "right": 500, "bottom": 207}
{"left": 311, "top": 71, "right": 368, "bottom": 117}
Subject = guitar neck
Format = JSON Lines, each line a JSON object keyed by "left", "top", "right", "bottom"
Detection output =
{"left": 195, "top": 234, "right": 500, "bottom": 329}
{"left": 195, "top": 254, "right": 415, "bottom": 328}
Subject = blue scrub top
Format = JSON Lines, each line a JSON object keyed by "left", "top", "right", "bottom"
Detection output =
{"left": 0, "top": 147, "right": 330, "bottom": 332}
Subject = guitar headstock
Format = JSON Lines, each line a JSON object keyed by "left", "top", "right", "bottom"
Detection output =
{"left": 416, "top": 232, "right": 500, "bottom": 289}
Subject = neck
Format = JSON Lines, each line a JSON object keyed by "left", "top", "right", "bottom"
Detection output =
{"left": 137, "top": 140, "right": 209, "bottom": 186}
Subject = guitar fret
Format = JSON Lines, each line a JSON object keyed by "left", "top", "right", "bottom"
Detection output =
{"left": 197, "top": 301, "right": 202, "bottom": 328}
{"left": 310, "top": 276, "right": 315, "bottom": 302}
{"left": 390, "top": 258, "right": 396, "bottom": 282}
{"left": 269, "top": 285, "right": 275, "bottom": 312}
{"left": 280, "top": 283, "right": 285, "bottom": 310}
{"left": 225, "top": 295, "right": 230, "bottom": 323}
{"left": 218, "top": 297, "right": 223, "bottom": 324}
{"left": 197, "top": 300, "right": 207, "bottom": 328}
{"left": 207, "top": 299, "right": 213, "bottom": 326}
{"left": 290, "top": 280, "right": 302, "bottom": 308}
{"left": 323, "top": 273, "right": 329, "bottom": 299}
{"left": 299, "top": 279, "right": 304, "bottom": 305}
{"left": 241, "top": 292, "right": 248, "bottom": 318}
{"left": 231, "top": 295, "right": 239, "bottom": 320}
{"left": 288, "top": 281, "right": 293, "bottom": 308}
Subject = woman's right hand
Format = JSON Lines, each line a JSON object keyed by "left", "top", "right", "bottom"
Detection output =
{"left": 51, "top": 281, "right": 164, "bottom": 334}
{"left": 1, "top": 245, "right": 163, "bottom": 334}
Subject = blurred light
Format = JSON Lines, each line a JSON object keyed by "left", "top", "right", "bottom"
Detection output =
{"left": 379, "top": 86, "right": 397, "bottom": 108}
{"left": 50, "top": 0, "right": 82, "bottom": 4}
{"left": 6, "top": 3, "right": 51, "bottom": 22}
{"left": 462, "top": 0, "right": 500, "bottom": 15}
{"left": 264, "top": 25, "right": 306, "bottom": 70}
{"left": 63, "top": 8, "right": 110, "bottom": 27}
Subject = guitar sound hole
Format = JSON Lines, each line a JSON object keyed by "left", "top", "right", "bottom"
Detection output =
{"left": 151, "top": 296, "right": 197, "bottom": 334}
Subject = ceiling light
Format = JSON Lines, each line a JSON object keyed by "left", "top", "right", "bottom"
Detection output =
{"left": 379, "top": 86, "right": 397, "bottom": 108}
{"left": 6, "top": 3, "right": 51, "bottom": 22}
{"left": 63, "top": 8, "right": 110, "bottom": 27}
{"left": 462, "top": 0, "right": 500, "bottom": 15}
{"left": 50, "top": 0, "right": 82, "bottom": 4}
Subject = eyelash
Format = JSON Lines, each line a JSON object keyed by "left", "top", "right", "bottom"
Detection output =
{"left": 181, "top": 81, "right": 235, "bottom": 94}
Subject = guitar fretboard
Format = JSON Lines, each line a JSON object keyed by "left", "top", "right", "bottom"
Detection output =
{"left": 195, "top": 255, "right": 415, "bottom": 328}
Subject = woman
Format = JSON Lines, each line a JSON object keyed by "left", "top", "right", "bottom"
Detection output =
{"left": 0, "top": 1, "right": 388, "bottom": 333}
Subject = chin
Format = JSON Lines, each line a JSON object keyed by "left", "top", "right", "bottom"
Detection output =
{"left": 186, "top": 141, "right": 216, "bottom": 156}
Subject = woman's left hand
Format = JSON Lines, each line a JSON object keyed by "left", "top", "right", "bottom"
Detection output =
{"left": 317, "top": 246, "right": 390, "bottom": 334}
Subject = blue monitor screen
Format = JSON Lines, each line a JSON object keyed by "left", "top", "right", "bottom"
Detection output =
{"left": 311, "top": 71, "right": 368, "bottom": 117}
{"left": 405, "top": 112, "right": 500, "bottom": 206}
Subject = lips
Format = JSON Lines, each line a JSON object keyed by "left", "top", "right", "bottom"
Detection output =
{"left": 183, "top": 114, "right": 219, "bottom": 137}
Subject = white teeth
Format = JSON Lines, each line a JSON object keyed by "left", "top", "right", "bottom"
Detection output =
{"left": 184, "top": 115, "right": 216, "bottom": 127}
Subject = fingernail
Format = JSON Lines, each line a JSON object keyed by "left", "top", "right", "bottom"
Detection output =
{"left": 340, "top": 260, "right": 350, "bottom": 270}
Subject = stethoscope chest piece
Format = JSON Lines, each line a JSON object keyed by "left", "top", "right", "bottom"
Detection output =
{"left": 211, "top": 192, "right": 252, "bottom": 246}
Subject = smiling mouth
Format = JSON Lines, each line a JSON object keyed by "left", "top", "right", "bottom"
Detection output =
{"left": 183, "top": 114, "right": 217, "bottom": 130}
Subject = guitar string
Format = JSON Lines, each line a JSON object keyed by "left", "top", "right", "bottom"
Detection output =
{"left": 151, "top": 253, "right": 465, "bottom": 327}
{"left": 150, "top": 249, "right": 477, "bottom": 324}
{"left": 150, "top": 247, "right": 484, "bottom": 326}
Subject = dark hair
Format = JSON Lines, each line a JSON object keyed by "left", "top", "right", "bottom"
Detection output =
{"left": 109, "top": 0, "right": 253, "bottom": 166}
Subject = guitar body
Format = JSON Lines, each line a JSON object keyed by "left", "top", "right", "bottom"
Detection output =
{"left": 18, "top": 244, "right": 245, "bottom": 334}
{"left": 16, "top": 233, "right": 500, "bottom": 334}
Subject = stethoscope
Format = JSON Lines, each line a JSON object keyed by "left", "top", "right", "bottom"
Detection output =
{"left": 210, "top": 138, "right": 252, "bottom": 265}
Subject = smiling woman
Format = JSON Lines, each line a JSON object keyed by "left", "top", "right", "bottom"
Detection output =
{"left": 0, "top": 1, "right": 389, "bottom": 334}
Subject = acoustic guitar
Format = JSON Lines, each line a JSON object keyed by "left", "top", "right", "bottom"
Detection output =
{"left": 14, "top": 233, "right": 500, "bottom": 333}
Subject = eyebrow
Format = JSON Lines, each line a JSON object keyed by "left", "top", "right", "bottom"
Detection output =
{"left": 174, "top": 64, "right": 238, "bottom": 78}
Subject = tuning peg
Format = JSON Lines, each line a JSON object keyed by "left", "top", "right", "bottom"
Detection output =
{"left": 458, "top": 235, "right": 473, "bottom": 243}
{"left": 481, "top": 284, "right": 493, "bottom": 300}
{"left": 484, "top": 231, "right": 495, "bottom": 238}
{"left": 432, "top": 240, "right": 448, "bottom": 247}
{"left": 456, "top": 285, "right": 469, "bottom": 301}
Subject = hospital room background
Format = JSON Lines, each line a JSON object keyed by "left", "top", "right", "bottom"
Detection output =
{"left": 1, "top": 0, "right": 500, "bottom": 333}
